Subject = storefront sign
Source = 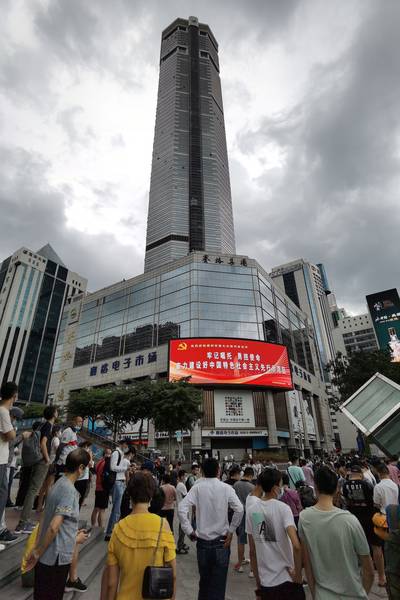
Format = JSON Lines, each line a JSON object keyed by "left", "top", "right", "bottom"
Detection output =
{"left": 155, "top": 430, "right": 191, "bottom": 439}
{"left": 214, "top": 390, "right": 255, "bottom": 428}
{"left": 169, "top": 338, "right": 293, "bottom": 389}
{"left": 88, "top": 351, "right": 157, "bottom": 377}
{"left": 366, "top": 289, "right": 400, "bottom": 362}
{"left": 202, "top": 429, "right": 268, "bottom": 437}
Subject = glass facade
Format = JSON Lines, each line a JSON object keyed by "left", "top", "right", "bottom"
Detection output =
{"left": 68, "top": 256, "right": 317, "bottom": 378}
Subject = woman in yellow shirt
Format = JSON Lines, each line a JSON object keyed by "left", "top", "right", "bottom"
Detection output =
{"left": 102, "top": 471, "right": 176, "bottom": 600}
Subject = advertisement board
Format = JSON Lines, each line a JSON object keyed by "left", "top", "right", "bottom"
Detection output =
{"left": 287, "top": 390, "right": 316, "bottom": 438}
{"left": 168, "top": 338, "right": 293, "bottom": 389}
{"left": 214, "top": 390, "right": 255, "bottom": 428}
{"left": 366, "top": 289, "right": 400, "bottom": 362}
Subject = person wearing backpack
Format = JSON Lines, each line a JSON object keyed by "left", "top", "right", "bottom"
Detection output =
{"left": 15, "top": 405, "right": 58, "bottom": 534}
{"left": 91, "top": 447, "right": 112, "bottom": 528}
{"left": 104, "top": 439, "right": 130, "bottom": 541}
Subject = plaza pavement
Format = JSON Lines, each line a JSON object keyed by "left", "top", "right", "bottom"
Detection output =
{"left": 2, "top": 480, "right": 389, "bottom": 599}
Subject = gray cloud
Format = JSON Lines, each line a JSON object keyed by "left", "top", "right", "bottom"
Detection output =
{"left": 234, "top": 1, "right": 400, "bottom": 311}
{"left": 0, "top": 146, "right": 143, "bottom": 290}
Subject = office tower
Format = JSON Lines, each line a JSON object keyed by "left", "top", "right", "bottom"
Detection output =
{"left": 0, "top": 244, "right": 86, "bottom": 402}
{"left": 144, "top": 16, "right": 236, "bottom": 272}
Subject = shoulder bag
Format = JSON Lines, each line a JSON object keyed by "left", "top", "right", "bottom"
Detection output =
{"left": 142, "top": 517, "right": 174, "bottom": 599}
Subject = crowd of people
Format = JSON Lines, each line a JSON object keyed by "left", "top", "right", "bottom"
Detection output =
{"left": 1, "top": 379, "right": 400, "bottom": 600}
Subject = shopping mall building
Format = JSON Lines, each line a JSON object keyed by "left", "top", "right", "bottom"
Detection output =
{"left": 48, "top": 251, "right": 334, "bottom": 460}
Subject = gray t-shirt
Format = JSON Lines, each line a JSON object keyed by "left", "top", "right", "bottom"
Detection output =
{"left": 299, "top": 506, "right": 370, "bottom": 600}
{"left": 234, "top": 480, "right": 255, "bottom": 507}
{"left": 39, "top": 475, "right": 80, "bottom": 566}
{"left": 0, "top": 405, "right": 12, "bottom": 465}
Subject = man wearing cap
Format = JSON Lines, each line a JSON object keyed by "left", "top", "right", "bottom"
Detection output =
{"left": 343, "top": 463, "right": 386, "bottom": 587}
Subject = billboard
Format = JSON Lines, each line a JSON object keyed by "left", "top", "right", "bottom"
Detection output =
{"left": 366, "top": 288, "right": 400, "bottom": 362}
{"left": 168, "top": 338, "right": 293, "bottom": 389}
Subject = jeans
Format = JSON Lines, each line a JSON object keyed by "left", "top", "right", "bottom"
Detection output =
{"left": 21, "top": 462, "right": 49, "bottom": 524}
{"left": 0, "top": 464, "right": 8, "bottom": 533}
{"left": 177, "top": 523, "right": 186, "bottom": 550}
{"left": 106, "top": 480, "right": 125, "bottom": 535}
{"left": 197, "top": 536, "right": 230, "bottom": 600}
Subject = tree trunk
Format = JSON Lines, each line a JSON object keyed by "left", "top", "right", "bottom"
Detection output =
{"left": 138, "top": 419, "right": 143, "bottom": 452}
{"left": 168, "top": 434, "right": 171, "bottom": 464}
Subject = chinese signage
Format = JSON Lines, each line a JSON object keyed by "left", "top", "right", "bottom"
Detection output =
{"left": 366, "top": 289, "right": 400, "bottom": 362}
{"left": 169, "top": 338, "right": 293, "bottom": 389}
{"left": 214, "top": 390, "right": 255, "bottom": 428}
{"left": 202, "top": 254, "right": 248, "bottom": 267}
{"left": 155, "top": 430, "right": 191, "bottom": 439}
{"left": 89, "top": 351, "right": 157, "bottom": 377}
{"left": 291, "top": 362, "right": 312, "bottom": 384}
{"left": 202, "top": 429, "right": 268, "bottom": 438}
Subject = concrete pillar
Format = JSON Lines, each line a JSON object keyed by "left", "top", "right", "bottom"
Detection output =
{"left": 310, "top": 394, "right": 322, "bottom": 451}
{"left": 284, "top": 391, "right": 297, "bottom": 450}
{"left": 148, "top": 420, "right": 156, "bottom": 449}
{"left": 265, "top": 391, "right": 280, "bottom": 448}
{"left": 298, "top": 389, "right": 311, "bottom": 455}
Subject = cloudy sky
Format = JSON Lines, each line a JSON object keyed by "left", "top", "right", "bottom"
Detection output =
{"left": 1, "top": 0, "right": 399, "bottom": 313}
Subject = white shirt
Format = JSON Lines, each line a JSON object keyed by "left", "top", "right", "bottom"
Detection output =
{"left": 0, "top": 406, "right": 13, "bottom": 465}
{"left": 363, "top": 470, "right": 377, "bottom": 487}
{"left": 111, "top": 448, "right": 129, "bottom": 481}
{"left": 373, "top": 478, "right": 399, "bottom": 513}
{"left": 176, "top": 481, "right": 187, "bottom": 504}
{"left": 178, "top": 477, "right": 243, "bottom": 540}
{"left": 49, "top": 436, "right": 60, "bottom": 463}
{"left": 246, "top": 497, "right": 295, "bottom": 587}
{"left": 57, "top": 427, "right": 78, "bottom": 465}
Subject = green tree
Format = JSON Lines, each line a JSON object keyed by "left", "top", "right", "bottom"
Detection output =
{"left": 124, "top": 381, "right": 155, "bottom": 449}
{"left": 68, "top": 388, "right": 108, "bottom": 429}
{"left": 327, "top": 349, "right": 400, "bottom": 408}
{"left": 21, "top": 403, "right": 46, "bottom": 420}
{"left": 152, "top": 380, "right": 203, "bottom": 460}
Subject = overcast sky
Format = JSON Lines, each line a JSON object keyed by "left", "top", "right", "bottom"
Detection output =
{"left": 1, "top": 0, "right": 399, "bottom": 313}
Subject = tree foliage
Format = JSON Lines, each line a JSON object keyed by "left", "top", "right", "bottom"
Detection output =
{"left": 327, "top": 349, "right": 400, "bottom": 407}
{"left": 67, "top": 379, "right": 203, "bottom": 447}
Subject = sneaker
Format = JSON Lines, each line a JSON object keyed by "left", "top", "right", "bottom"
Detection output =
{"left": 14, "top": 522, "right": 35, "bottom": 535}
{"left": 0, "top": 543, "right": 6, "bottom": 552}
{"left": 6, "top": 501, "right": 15, "bottom": 508}
{"left": 0, "top": 529, "right": 18, "bottom": 543}
{"left": 249, "top": 571, "right": 255, "bottom": 578}
{"left": 242, "top": 558, "right": 250, "bottom": 565}
{"left": 65, "top": 577, "right": 87, "bottom": 593}
{"left": 233, "top": 563, "right": 244, "bottom": 573}
{"left": 104, "top": 534, "right": 111, "bottom": 542}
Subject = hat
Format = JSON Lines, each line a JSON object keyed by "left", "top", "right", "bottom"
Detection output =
{"left": 191, "top": 462, "right": 199, "bottom": 468}
{"left": 350, "top": 464, "right": 363, "bottom": 473}
{"left": 141, "top": 460, "right": 154, "bottom": 473}
{"left": 10, "top": 406, "right": 24, "bottom": 419}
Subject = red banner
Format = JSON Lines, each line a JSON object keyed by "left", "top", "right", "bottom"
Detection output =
{"left": 169, "top": 338, "right": 293, "bottom": 389}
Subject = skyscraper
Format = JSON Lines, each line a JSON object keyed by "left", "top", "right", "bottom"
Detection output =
{"left": 144, "top": 16, "right": 236, "bottom": 272}
{"left": 0, "top": 244, "right": 86, "bottom": 402}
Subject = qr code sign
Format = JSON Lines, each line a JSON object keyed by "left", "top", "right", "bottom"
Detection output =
{"left": 225, "top": 397, "right": 243, "bottom": 417}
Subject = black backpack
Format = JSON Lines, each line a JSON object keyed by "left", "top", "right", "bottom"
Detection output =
{"left": 102, "top": 450, "right": 121, "bottom": 493}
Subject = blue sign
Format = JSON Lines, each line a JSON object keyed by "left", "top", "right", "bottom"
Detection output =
{"left": 89, "top": 351, "right": 157, "bottom": 377}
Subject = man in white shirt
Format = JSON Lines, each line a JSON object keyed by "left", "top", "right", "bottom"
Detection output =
{"left": 0, "top": 382, "right": 18, "bottom": 546}
{"left": 104, "top": 439, "right": 130, "bottom": 541}
{"left": 373, "top": 463, "right": 399, "bottom": 514}
{"left": 178, "top": 458, "right": 243, "bottom": 600}
{"left": 246, "top": 468, "right": 304, "bottom": 599}
{"left": 176, "top": 469, "right": 189, "bottom": 554}
{"left": 56, "top": 415, "right": 83, "bottom": 476}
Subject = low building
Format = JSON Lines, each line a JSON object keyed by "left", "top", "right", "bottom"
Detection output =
{"left": 48, "top": 251, "right": 334, "bottom": 460}
{"left": 0, "top": 244, "right": 87, "bottom": 402}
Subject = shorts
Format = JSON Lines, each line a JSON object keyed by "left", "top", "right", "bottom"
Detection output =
{"left": 236, "top": 515, "right": 247, "bottom": 545}
{"left": 359, "top": 516, "right": 384, "bottom": 548}
{"left": 95, "top": 490, "right": 109, "bottom": 509}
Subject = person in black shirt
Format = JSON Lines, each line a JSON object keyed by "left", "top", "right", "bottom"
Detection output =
{"left": 343, "top": 464, "right": 386, "bottom": 587}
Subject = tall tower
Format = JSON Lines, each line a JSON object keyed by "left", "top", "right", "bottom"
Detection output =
{"left": 144, "top": 16, "right": 236, "bottom": 272}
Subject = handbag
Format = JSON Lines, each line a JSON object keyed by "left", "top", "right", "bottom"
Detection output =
{"left": 142, "top": 517, "right": 174, "bottom": 599}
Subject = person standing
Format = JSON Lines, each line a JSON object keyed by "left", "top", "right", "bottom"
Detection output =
{"left": 300, "top": 466, "right": 374, "bottom": 599}
{"left": 386, "top": 455, "right": 400, "bottom": 486}
{"left": 24, "top": 448, "right": 90, "bottom": 600}
{"left": 36, "top": 424, "right": 62, "bottom": 512}
{"left": 56, "top": 415, "right": 83, "bottom": 477}
{"left": 280, "top": 473, "right": 302, "bottom": 527}
{"left": 233, "top": 466, "right": 254, "bottom": 573}
{"left": 91, "top": 448, "right": 112, "bottom": 529}
{"left": 178, "top": 458, "right": 243, "bottom": 600}
{"left": 16, "top": 405, "right": 58, "bottom": 534}
{"left": 104, "top": 440, "right": 130, "bottom": 541}
{"left": 6, "top": 406, "right": 24, "bottom": 507}
{"left": 287, "top": 458, "right": 305, "bottom": 490}
{"left": 343, "top": 463, "right": 386, "bottom": 588}
{"left": 300, "top": 458, "right": 314, "bottom": 489}
{"left": 160, "top": 473, "right": 177, "bottom": 532}
{"left": 0, "top": 382, "right": 18, "bottom": 545}
{"left": 186, "top": 463, "right": 200, "bottom": 491}
{"left": 246, "top": 468, "right": 304, "bottom": 600}
{"left": 176, "top": 469, "right": 189, "bottom": 554}
{"left": 374, "top": 463, "right": 399, "bottom": 513}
